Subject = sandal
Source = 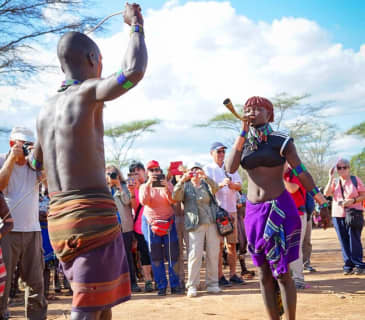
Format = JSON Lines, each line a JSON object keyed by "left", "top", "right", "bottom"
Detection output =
{"left": 241, "top": 270, "right": 255, "bottom": 280}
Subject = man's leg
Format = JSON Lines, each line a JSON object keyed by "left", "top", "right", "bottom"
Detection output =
{"left": 21, "top": 232, "right": 47, "bottom": 320}
{"left": 226, "top": 212, "right": 243, "bottom": 284}
{"left": 0, "top": 232, "right": 22, "bottom": 319}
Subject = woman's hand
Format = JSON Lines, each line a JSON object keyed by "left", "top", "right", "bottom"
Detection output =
{"left": 328, "top": 166, "right": 335, "bottom": 179}
{"left": 341, "top": 199, "right": 355, "bottom": 207}
{"left": 180, "top": 171, "right": 192, "bottom": 183}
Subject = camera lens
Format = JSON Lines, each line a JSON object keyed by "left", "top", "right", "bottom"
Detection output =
{"left": 22, "top": 145, "right": 29, "bottom": 156}
{"left": 109, "top": 172, "right": 117, "bottom": 179}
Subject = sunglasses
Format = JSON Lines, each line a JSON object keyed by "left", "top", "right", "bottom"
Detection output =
{"left": 337, "top": 166, "right": 348, "bottom": 170}
{"left": 148, "top": 168, "right": 160, "bottom": 172}
{"left": 217, "top": 149, "right": 226, "bottom": 154}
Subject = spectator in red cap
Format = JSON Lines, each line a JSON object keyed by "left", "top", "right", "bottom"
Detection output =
{"left": 139, "top": 161, "right": 181, "bottom": 296}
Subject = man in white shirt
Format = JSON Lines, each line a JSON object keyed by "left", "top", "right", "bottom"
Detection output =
{"left": 204, "top": 142, "right": 245, "bottom": 287}
{"left": 0, "top": 127, "right": 47, "bottom": 320}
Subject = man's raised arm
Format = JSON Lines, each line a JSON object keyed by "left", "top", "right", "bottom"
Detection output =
{"left": 95, "top": 3, "right": 148, "bottom": 102}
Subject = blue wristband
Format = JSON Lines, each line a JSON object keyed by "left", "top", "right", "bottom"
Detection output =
{"left": 240, "top": 130, "right": 247, "bottom": 138}
{"left": 319, "top": 202, "right": 328, "bottom": 209}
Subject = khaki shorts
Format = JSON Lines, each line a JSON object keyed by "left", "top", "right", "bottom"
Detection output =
{"left": 220, "top": 211, "right": 238, "bottom": 244}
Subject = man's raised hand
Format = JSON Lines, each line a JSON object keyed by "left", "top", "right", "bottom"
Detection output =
{"left": 123, "top": 2, "right": 143, "bottom": 26}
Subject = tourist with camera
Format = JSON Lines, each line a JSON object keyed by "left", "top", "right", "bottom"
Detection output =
{"left": 106, "top": 164, "right": 142, "bottom": 293}
{"left": 324, "top": 158, "right": 365, "bottom": 275}
{"left": 0, "top": 126, "right": 47, "bottom": 320}
{"left": 139, "top": 160, "right": 181, "bottom": 296}
{"left": 172, "top": 162, "right": 221, "bottom": 298}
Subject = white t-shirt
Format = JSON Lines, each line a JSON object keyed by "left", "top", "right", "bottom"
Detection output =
{"left": 0, "top": 154, "right": 40, "bottom": 232}
{"left": 204, "top": 162, "right": 242, "bottom": 213}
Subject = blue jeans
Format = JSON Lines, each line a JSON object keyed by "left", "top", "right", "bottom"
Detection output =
{"left": 142, "top": 215, "right": 180, "bottom": 290}
{"left": 332, "top": 217, "right": 365, "bottom": 270}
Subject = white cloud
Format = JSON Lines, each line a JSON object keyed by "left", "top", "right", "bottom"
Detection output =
{"left": 42, "top": 3, "right": 80, "bottom": 26}
{"left": 1, "top": 1, "right": 365, "bottom": 163}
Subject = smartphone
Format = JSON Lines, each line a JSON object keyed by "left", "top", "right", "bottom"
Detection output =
{"left": 152, "top": 174, "right": 165, "bottom": 188}
{"left": 170, "top": 161, "right": 184, "bottom": 176}
{"left": 127, "top": 173, "right": 136, "bottom": 186}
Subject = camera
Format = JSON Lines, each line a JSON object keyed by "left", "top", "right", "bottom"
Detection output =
{"left": 152, "top": 174, "right": 165, "bottom": 188}
{"left": 127, "top": 173, "right": 136, "bottom": 186}
{"left": 107, "top": 172, "right": 118, "bottom": 180}
{"left": 22, "top": 142, "right": 32, "bottom": 156}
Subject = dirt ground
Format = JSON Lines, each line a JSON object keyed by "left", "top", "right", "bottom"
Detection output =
{"left": 8, "top": 227, "right": 365, "bottom": 320}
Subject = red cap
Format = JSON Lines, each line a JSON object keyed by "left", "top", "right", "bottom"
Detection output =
{"left": 146, "top": 160, "right": 160, "bottom": 169}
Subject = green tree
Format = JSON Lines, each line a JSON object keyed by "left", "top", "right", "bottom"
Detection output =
{"left": 0, "top": 0, "right": 100, "bottom": 85}
{"left": 104, "top": 119, "right": 161, "bottom": 168}
{"left": 346, "top": 122, "right": 365, "bottom": 137}
{"left": 346, "top": 121, "right": 365, "bottom": 182}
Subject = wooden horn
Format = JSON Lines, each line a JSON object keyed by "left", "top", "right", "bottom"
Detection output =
{"left": 223, "top": 98, "right": 245, "bottom": 121}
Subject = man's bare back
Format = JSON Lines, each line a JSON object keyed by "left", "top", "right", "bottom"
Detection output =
{"left": 37, "top": 87, "right": 107, "bottom": 193}
{"left": 32, "top": 3, "right": 147, "bottom": 193}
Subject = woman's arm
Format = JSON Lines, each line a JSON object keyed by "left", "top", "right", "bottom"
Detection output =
{"left": 205, "top": 176, "right": 219, "bottom": 195}
{"left": 172, "top": 180, "right": 185, "bottom": 202}
{"left": 284, "top": 141, "right": 330, "bottom": 228}
{"left": 323, "top": 167, "right": 335, "bottom": 197}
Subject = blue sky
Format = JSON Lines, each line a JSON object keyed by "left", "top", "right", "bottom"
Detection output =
{"left": 0, "top": 0, "right": 364, "bottom": 170}
{"left": 94, "top": 0, "right": 365, "bottom": 50}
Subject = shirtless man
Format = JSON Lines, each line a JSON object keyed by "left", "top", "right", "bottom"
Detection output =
{"left": 29, "top": 3, "right": 147, "bottom": 320}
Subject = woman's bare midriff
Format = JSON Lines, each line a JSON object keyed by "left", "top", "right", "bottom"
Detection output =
{"left": 246, "top": 165, "right": 285, "bottom": 203}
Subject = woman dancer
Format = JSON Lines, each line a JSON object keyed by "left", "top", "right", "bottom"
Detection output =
{"left": 226, "top": 96, "right": 330, "bottom": 320}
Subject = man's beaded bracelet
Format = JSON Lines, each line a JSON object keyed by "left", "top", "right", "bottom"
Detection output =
{"left": 309, "top": 186, "right": 320, "bottom": 197}
{"left": 130, "top": 24, "right": 144, "bottom": 36}
{"left": 319, "top": 202, "right": 329, "bottom": 209}
{"left": 291, "top": 163, "right": 307, "bottom": 176}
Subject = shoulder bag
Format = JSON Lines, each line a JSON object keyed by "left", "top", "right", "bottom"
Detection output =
{"left": 201, "top": 180, "right": 234, "bottom": 236}
{"left": 339, "top": 177, "right": 364, "bottom": 230}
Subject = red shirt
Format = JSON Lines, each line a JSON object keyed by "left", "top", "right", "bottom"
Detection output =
{"left": 284, "top": 171, "right": 306, "bottom": 216}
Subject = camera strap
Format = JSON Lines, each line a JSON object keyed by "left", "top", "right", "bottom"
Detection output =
{"left": 133, "top": 203, "right": 142, "bottom": 223}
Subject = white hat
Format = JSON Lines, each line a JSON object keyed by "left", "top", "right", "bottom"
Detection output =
{"left": 187, "top": 161, "right": 203, "bottom": 170}
{"left": 10, "top": 126, "right": 35, "bottom": 143}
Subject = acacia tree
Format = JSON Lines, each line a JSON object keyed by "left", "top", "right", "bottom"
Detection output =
{"left": 104, "top": 119, "right": 161, "bottom": 168}
{"left": 346, "top": 121, "right": 365, "bottom": 181}
{"left": 0, "top": 0, "right": 101, "bottom": 85}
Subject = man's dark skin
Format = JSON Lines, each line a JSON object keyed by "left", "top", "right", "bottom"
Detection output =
{"left": 33, "top": 3, "right": 147, "bottom": 195}
{"left": 225, "top": 105, "right": 330, "bottom": 320}
{"left": 31, "top": 3, "right": 147, "bottom": 320}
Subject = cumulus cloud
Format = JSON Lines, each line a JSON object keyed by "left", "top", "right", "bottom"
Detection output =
{"left": 1, "top": 0, "right": 365, "bottom": 166}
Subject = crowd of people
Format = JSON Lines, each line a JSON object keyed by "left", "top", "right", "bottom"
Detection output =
{"left": 1, "top": 124, "right": 364, "bottom": 320}
{"left": 0, "top": 2, "right": 365, "bottom": 320}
